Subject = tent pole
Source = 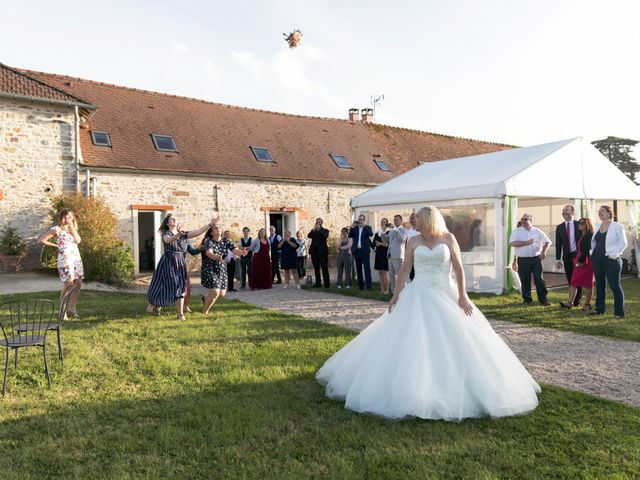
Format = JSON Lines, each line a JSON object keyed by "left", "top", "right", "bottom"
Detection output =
{"left": 504, "top": 196, "right": 514, "bottom": 292}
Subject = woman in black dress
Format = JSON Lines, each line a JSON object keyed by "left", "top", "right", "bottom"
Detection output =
{"left": 147, "top": 214, "right": 218, "bottom": 320}
{"left": 373, "top": 218, "right": 390, "bottom": 294}
{"left": 279, "top": 230, "right": 300, "bottom": 289}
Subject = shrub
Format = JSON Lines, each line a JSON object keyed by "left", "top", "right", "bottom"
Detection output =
{"left": 0, "top": 224, "right": 26, "bottom": 256}
{"left": 48, "top": 194, "right": 135, "bottom": 285}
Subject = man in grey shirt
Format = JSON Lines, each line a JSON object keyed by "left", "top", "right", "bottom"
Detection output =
{"left": 386, "top": 214, "right": 408, "bottom": 294}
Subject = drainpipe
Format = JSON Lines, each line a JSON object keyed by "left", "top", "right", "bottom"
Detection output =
{"left": 74, "top": 105, "right": 82, "bottom": 194}
{"left": 85, "top": 169, "right": 91, "bottom": 197}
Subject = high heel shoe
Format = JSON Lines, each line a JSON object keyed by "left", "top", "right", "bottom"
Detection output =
{"left": 559, "top": 302, "right": 572, "bottom": 309}
{"left": 582, "top": 304, "right": 592, "bottom": 311}
{"left": 177, "top": 314, "right": 185, "bottom": 321}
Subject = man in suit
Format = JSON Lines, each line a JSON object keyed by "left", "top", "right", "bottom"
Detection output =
{"left": 307, "top": 218, "right": 330, "bottom": 288}
{"left": 555, "top": 204, "right": 582, "bottom": 306}
{"left": 386, "top": 214, "right": 408, "bottom": 294}
{"left": 239, "top": 227, "right": 253, "bottom": 289}
{"left": 269, "top": 225, "right": 282, "bottom": 284}
{"left": 349, "top": 213, "right": 374, "bottom": 290}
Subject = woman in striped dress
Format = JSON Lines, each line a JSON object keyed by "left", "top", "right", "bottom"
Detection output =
{"left": 147, "top": 214, "right": 218, "bottom": 320}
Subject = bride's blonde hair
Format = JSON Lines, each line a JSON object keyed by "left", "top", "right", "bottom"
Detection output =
{"left": 416, "top": 206, "right": 448, "bottom": 238}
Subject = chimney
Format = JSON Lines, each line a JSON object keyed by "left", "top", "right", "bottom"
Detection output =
{"left": 348, "top": 108, "right": 360, "bottom": 122}
{"left": 361, "top": 108, "right": 374, "bottom": 124}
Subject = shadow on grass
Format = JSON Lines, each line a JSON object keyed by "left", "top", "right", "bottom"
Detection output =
{"left": 0, "top": 379, "right": 638, "bottom": 479}
{"left": 0, "top": 290, "right": 638, "bottom": 478}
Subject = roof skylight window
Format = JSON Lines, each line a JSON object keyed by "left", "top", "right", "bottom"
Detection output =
{"left": 90, "top": 131, "right": 111, "bottom": 147}
{"left": 151, "top": 134, "right": 178, "bottom": 152}
{"left": 374, "top": 159, "right": 390, "bottom": 171}
{"left": 250, "top": 146, "right": 275, "bottom": 163}
{"left": 330, "top": 154, "right": 351, "bottom": 169}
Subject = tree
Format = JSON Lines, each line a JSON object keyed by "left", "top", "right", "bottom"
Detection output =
{"left": 591, "top": 136, "right": 639, "bottom": 184}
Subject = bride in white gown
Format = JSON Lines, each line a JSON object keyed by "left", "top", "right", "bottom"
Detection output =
{"left": 316, "top": 206, "right": 541, "bottom": 421}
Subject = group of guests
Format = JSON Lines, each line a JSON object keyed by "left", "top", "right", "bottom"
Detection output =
{"left": 334, "top": 212, "right": 421, "bottom": 293}
{"left": 142, "top": 212, "right": 425, "bottom": 320}
{"left": 37, "top": 204, "right": 629, "bottom": 322}
{"left": 145, "top": 215, "right": 331, "bottom": 319}
{"left": 509, "top": 204, "right": 627, "bottom": 318}
{"left": 33, "top": 201, "right": 627, "bottom": 319}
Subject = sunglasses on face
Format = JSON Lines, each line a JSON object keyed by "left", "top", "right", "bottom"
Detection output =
{"left": 578, "top": 221, "right": 586, "bottom": 225}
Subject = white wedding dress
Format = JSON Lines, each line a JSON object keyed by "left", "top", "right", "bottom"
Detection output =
{"left": 316, "top": 243, "right": 541, "bottom": 421}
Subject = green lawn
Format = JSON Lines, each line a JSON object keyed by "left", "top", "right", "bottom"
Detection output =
{"left": 0, "top": 291, "right": 638, "bottom": 479}
{"left": 308, "top": 278, "right": 640, "bottom": 342}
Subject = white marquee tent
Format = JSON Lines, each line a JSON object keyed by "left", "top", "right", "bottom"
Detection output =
{"left": 351, "top": 137, "right": 640, "bottom": 293}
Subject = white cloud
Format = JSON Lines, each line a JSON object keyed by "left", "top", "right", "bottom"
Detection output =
{"left": 204, "top": 60, "right": 221, "bottom": 88}
{"left": 229, "top": 44, "right": 344, "bottom": 114}
{"left": 171, "top": 41, "right": 189, "bottom": 55}
{"left": 229, "top": 51, "right": 263, "bottom": 81}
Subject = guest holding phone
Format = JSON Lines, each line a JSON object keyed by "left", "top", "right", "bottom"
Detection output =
{"left": 308, "top": 218, "right": 330, "bottom": 288}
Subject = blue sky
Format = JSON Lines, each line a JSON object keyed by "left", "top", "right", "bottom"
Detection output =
{"left": 2, "top": 0, "right": 639, "bottom": 147}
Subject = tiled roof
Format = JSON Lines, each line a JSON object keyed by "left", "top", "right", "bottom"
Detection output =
{"left": 19, "top": 67, "right": 513, "bottom": 185}
{"left": 366, "top": 124, "right": 514, "bottom": 173}
{"left": 0, "top": 63, "right": 93, "bottom": 108}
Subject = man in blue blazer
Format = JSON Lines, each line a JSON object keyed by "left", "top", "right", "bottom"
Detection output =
{"left": 349, "top": 214, "right": 374, "bottom": 290}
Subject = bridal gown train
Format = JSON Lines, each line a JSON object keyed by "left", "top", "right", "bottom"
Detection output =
{"left": 316, "top": 243, "right": 541, "bottom": 421}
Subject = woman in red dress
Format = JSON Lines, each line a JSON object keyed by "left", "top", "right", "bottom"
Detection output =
{"left": 250, "top": 228, "right": 272, "bottom": 290}
{"left": 561, "top": 218, "right": 594, "bottom": 310}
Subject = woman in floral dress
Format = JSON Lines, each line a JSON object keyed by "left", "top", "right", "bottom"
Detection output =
{"left": 38, "top": 209, "right": 84, "bottom": 317}
{"left": 201, "top": 225, "right": 247, "bottom": 314}
{"left": 146, "top": 214, "right": 218, "bottom": 320}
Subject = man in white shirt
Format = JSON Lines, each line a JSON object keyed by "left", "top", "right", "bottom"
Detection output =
{"left": 509, "top": 214, "right": 552, "bottom": 305}
{"left": 406, "top": 212, "right": 420, "bottom": 239}
{"left": 405, "top": 212, "right": 419, "bottom": 280}
{"left": 386, "top": 214, "right": 408, "bottom": 293}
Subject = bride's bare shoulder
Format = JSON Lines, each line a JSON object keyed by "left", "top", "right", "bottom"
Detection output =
{"left": 442, "top": 232, "right": 456, "bottom": 244}
{"left": 407, "top": 235, "right": 423, "bottom": 248}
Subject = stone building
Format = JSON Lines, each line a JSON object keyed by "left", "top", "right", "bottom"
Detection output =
{"left": 0, "top": 62, "right": 511, "bottom": 274}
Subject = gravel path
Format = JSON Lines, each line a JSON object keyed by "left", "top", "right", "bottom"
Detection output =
{"left": 225, "top": 287, "right": 640, "bottom": 408}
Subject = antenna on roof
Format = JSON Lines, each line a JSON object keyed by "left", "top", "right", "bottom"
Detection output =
{"left": 370, "top": 94, "right": 384, "bottom": 117}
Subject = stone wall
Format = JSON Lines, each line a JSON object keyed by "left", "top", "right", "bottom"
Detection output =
{"left": 0, "top": 99, "right": 78, "bottom": 268}
{"left": 89, "top": 170, "right": 370, "bottom": 272}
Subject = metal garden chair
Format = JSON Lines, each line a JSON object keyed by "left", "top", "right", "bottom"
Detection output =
{"left": 49, "top": 284, "right": 76, "bottom": 362}
{"left": 0, "top": 298, "right": 55, "bottom": 396}
{"left": 15, "top": 285, "right": 76, "bottom": 363}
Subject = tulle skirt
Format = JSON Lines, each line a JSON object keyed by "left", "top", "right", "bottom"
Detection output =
{"left": 316, "top": 280, "right": 541, "bottom": 421}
